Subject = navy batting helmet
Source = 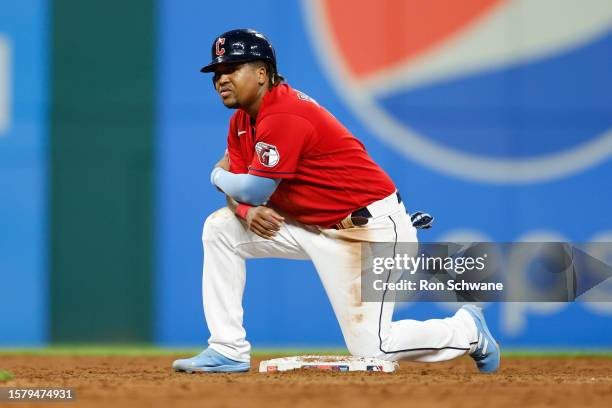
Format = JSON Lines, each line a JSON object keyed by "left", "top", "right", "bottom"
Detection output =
{"left": 200, "top": 29, "right": 276, "bottom": 73}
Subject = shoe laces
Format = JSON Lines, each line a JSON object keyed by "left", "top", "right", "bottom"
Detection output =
{"left": 472, "top": 332, "right": 490, "bottom": 360}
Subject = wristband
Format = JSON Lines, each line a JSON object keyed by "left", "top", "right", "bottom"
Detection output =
{"left": 236, "top": 203, "right": 252, "bottom": 220}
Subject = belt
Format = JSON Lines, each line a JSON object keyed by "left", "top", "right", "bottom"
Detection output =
{"left": 333, "top": 191, "right": 402, "bottom": 230}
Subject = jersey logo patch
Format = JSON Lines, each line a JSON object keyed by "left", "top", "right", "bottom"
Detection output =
{"left": 255, "top": 142, "right": 280, "bottom": 167}
{"left": 296, "top": 90, "right": 319, "bottom": 106}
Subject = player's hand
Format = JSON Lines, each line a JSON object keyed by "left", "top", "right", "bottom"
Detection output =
{"left": 215, "top": 150, "right": 230, "bottom": 171}
{"left": 246, "top": 206, "right": 284, "bottom": 239}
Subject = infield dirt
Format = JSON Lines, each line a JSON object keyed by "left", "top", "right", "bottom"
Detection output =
{"left": 1, "top": 355, "right": 611, "bottom": 407}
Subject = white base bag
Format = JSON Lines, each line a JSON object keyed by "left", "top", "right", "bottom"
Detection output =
{"left": 259, "top": 355, "right": 398, "bottom": 373}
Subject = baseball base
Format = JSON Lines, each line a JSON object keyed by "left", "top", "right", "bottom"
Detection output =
{"left": 259, "top": 355, "right": 398, "bottom": 373}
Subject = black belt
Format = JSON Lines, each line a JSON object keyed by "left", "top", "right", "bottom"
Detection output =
{"left": 333, "top": 192, "right": 402, "bottom": 229}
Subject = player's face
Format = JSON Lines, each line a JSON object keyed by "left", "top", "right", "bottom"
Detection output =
{"left": 213, "top": 62, "right": 266, "bottom": 111}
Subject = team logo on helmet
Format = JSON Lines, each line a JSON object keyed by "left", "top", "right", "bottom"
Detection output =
{"left": 304, "top": 0, "right": 612, "bottom": 184}
{"left": 215, "top": 37, "right": 226, "bottom": 56}
{"left": 255, "top": 142, "right": 280, "bottom": 167}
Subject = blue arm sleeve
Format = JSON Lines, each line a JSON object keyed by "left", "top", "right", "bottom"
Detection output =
{"left": 210, "top": 167, "right": 280, "bottom": 205}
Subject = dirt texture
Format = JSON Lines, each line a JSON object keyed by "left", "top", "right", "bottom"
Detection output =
{"left": 1, "top": 355, "right": 612, "bottom": 408}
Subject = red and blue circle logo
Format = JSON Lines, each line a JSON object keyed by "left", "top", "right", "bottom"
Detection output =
{"left": 304, "top": 0, "right": 612, "bottom": 183}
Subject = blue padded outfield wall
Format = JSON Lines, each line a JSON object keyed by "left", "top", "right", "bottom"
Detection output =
{"left": 0, "top": 0, "right": 49, "bottom": 345}
{"left": 155, "top": 0, "right": 612, "bottom": 349}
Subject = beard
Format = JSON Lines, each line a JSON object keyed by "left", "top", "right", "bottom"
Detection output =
{"left": 220, "top": 95, "right": 240, "bottom": 109}
{"left": 223, "top": 100, "right": 240, "bottom": 109}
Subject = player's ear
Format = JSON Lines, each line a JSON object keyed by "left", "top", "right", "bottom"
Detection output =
{"left": 256, "top": 64, "right": 267, "bottom": 86}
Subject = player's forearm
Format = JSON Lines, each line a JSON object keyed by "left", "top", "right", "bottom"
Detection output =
{"left": 226, "top": 196, "right": 253, "bottom": 220}
{"left": 226, "top": 195, "right": 239, "bottom": 213}
{"left": 210, "top": 167, "right": 279, "bottom": 205}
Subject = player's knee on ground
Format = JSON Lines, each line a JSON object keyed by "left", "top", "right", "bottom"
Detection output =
{"left": 202, "top": 207, "right": 239, "bottom": 243}
{"left": 345, "top": 335, "right": 386, "bottom": 360}
{"left": 344, "top": 330, "right": 401, "bottom": 361}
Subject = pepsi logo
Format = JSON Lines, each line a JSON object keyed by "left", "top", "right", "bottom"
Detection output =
{"left": 304, "top": 0, "right": 612, "bottom": 183}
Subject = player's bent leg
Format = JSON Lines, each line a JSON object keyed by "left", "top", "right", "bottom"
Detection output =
{"left": 203, "top": 207, "right": 307, "bottom": 260}
{"left": 173, "top": 207, "right": 308, "bottom": 372}
{"left": 366, "top": 211, "right": 486, "bottom": 366}
{"left": 200, "top": 207, "right": 252, "bottom": 364}
{"left": 332, "top": 301, "right": 476, "bottom": 364}
{"left": 306, "top": 207, "right": 493, "bottom": 370}
{"left": 375, "top": 306, "right": 478, "bottom": 362}
{"left": 372, "top": 302, "right": 500, "bottom": 373}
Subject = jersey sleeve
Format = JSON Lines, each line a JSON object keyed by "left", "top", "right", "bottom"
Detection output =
{"left": 226, "top": 114, "right": 249, "bottom": 174}
{"left": 248, "top": 113, "right": 313, "bottom": 179}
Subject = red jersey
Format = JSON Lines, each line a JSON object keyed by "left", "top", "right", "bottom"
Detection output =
{"left": 226, "top": 84, "right": 396, "bottom": 227}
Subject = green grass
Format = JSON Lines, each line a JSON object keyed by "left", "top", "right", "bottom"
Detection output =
{"left": 502, "top": 350, "right": 612, "bottom": 358}
{"left": 0, "top": 345, "right": 611, "bottom": 358}
{"left": 0, "top": 370, "right": 15, "bottom": 381}
{"left": 0, "top": 345, "right": 347, "bottom": 357}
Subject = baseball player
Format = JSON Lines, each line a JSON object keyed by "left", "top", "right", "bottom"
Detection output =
{"left": 172, "top": 29, "right": 500, "bottom": 373}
